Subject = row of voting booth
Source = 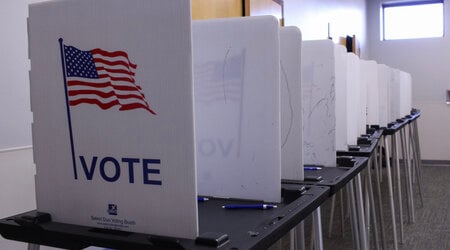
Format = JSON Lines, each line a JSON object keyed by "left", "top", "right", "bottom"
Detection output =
{"left": 303, "top": 39, "right": 421, "bottom": 250}
{"left": 302, "top": 39, "right": 413, "bottom": 165}
{"left": 0, "top": 0, "right": 423, "bottom": 249}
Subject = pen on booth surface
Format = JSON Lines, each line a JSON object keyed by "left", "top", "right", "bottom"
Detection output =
{"left": 222, "top": 204, "right": 277, "bottom": 210}
{"left": 304, "top": 166, "right": 322, "bottom": 171}
{"left": 197, "top": 197, "right": 209, "bottom": 202}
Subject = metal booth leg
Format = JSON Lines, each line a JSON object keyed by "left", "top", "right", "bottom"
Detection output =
{"left": 292, "top": 222, "right": 306, "bottom": 250}
{"left": 28, "top": 244, "right": 40, "bottom": 250}
{"left": 373, "top": 138, "right": 387, "bottom": 250}
{"left": 348, "top": 180, "right": 361, "bottom": 250}
{"left": 384, "top": 136, "right": 398, "bottom": 250}
{"left": 312, "top": 208, "right": 324, "bottom": 250}
{"left": 400, "top": 128, "right": 415, "bottom": 224}
{"left": 409, "top": 122, "right": 424, "bottom": 207}
{"left": 393, "top": 132, "right": 405, "bottom": 243}
{"left": 366, "top": 156, "right": 380, "bottom": 250}
{"left": 355, "top": 173, "right": 368, "bottom": 249}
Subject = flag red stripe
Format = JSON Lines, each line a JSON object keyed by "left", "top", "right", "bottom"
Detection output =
{"left": 70, "top": 98, "right": 156, "bottom": 114}
{"left": 120, "top": 103, "right": 157, "bottom": 115}
{"left": 91, "top": 48, "right": 137, "bottom": 68}
{"left": 68, "top": 89, "right": 145, "bottom": 100}
{"left": 69, "top": 98, "right": 120, "bottom": 110}
{"left": 68, "top": 80, "right": 143, "bottom": 92}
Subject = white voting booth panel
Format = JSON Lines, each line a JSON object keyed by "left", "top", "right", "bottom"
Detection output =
{"left": 364, "top": 60, "right": 380, "bottom": 126}
{"left": 389, "top": 68, "right": 402, "bottom": 122}
{"left": 358, "top": 60, "right": 378, "bottom": 134}
{"left": 357, "top": 60, "right": 368, "bottom": 136}
{"left": 377, "top": 64, "right": 391, "bottom": 127}
{"left": 399, "top": 71, "right": 412, "bottom": 117}
{"left": 280, "top": 27, "right": 303, "bottom": 181}
{"left": 346, "top": 53, "right": 360, "bottom": 145}
{"left": 301, "top": 40, "right": 336, "bottom": 167}
{"left": 334, "top": 44, "right": 348, "bottom": 151}
{"left": 193, "top": 16, "right": 281, "bottom": 202}
{"left": 29, "top": 0, "right": 198, "bottom": 238}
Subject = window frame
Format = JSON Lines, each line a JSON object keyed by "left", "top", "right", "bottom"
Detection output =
{"left": 381, "top": 0, "right": 445, "bottom": 40}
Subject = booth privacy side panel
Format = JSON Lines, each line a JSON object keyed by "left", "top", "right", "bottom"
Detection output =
{"left": 334, "top": 45, "right": 348, "bottom": 151}
{"left": 358, "top": 60, "right": 377, "bottom": 135}
{"left": 377, "top": 64, "right": 391, "bottom": 127}
{"left": 280, "top": 26, "right": 303, "bottom": 181}
{"left": 346, "top": 53, "right": 359, "bottom": 145}
{"left": 193, "top": 16, "right": 282, "bottom": 202}
{"left": 399, "top": 71, "right": 412, "bottom": 117}
{"left": 358, "top": 60, "right": 368, "bottom": 136}
{"left": 389, "top": 68, "right": 401, "bottom": 122}
{"left": 301, "top": 40, "right": 336, "bottom": 167}
{"left": 365, "top": 60, "right": 380, "bottom": 126}
{"left": 29, "top": 0, "right": 198, "bottom": 238}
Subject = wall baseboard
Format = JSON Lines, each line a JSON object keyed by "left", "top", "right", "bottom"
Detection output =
{"left": 0, "top": 145, "right": 32, "bottom": 154}
{"left": 421, "top": 159, "right": 450, "bottom": 166}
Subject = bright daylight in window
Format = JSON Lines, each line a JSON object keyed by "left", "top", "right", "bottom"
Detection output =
{"left": 382, "top": 1, "right": 444, "bottom": 40}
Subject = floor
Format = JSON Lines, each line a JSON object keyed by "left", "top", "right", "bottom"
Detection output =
{"left": 271, "top": 164, "right": 450, "bottom": 250}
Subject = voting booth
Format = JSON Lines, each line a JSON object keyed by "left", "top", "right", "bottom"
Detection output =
{"left": 389, "top": 68, "right": 402, "bottom": 122}
{"left": 399, "top": 71, "right": 412, "bottom": 117}
{"left": 334, "top": 44, "right": 349, "bottom": 151}
{"left": 358, "top": 60, "right": 373, "bottom": 135}
{"left": 280, "top": 27, "right": 303, "bottom": 181}
{"left": 301, "top": 40, "right": 336, "bottom": 167}
{"left": 192, "top": 16, "right": 282, "bottom": 202}
{"left": 377, "top": 64, "right": 391, "bottom": 127}
{"left": 346, "top": 53, "right": 361, "bottom": 140}
{"left": 365, "top": 61, "right": 380, "bottom": 127}
{"left": 29, "top": 0, "right": 198, "bottom": 239}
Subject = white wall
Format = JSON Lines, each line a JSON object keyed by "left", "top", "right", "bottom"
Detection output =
{"left": 0, "top": 148, "right": 36, "bottom": 249}
{"left": 1, "top": 1, "right": 40, "bottom": 248}
{"left": 367, "top": 0, "right": 450, "bottom": 160}
{"left": 284, "top": 0, "right": 367, "bottom": 59}
{"left": 0, "top": 0, "right": 44, "bottom": 150}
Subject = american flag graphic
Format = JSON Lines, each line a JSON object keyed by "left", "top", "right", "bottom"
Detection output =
{"left": 62, "top": 43, "right": 156, "bottom": 115}
{"left": 194, "top": 48, "right": 245, "bottom": 104}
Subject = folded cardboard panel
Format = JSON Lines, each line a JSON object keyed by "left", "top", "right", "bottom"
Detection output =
{"left": 301, "top": 40, "right": 336, "bottom": 167}
{"left": 346, "top": 53, "right": 359, "bottom": 145}
{"left": 193, "top": 16, "right": 281, "bottom": 202}
{"left": 364, "top": 60, "right": 380, "bottom": 126}
{"left": 334, "top": 44, "right": 348, "bottom": 151}
{"left": 280, "top": 26, "right": 303, "bottom": 180}
{"left": 399, "top": 71, "right": 412, "bottom": 117}
{"left": 377, "top": 64, "right": 391, "bottom": 127}
{"left": 29, "top": 0, "right": 198, "bottom": 238}
{"left": 357, "top": 61, "right": 368, "bottom": 136}
{"left": 389, "top": 68, "right": 402, "bottom": 122}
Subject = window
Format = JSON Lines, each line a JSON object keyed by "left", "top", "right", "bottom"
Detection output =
{"left": 382, "top": 0, "right": 444, "bottom": 40}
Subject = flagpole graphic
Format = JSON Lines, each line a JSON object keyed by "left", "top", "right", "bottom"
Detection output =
{"left": 58, "top": 38, "right": 157, "bottom": 179}
{"left": 59, "top": 38, "right": 78, "bottom": 179}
